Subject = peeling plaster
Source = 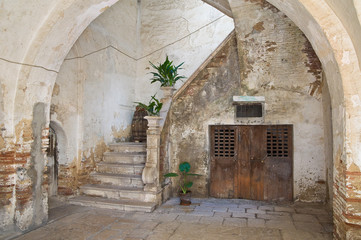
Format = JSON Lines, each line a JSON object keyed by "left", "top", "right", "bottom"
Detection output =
{"left": 341, "top": 50, "right": 351, "bottom": 65}
{"left": 351, "top": 95, "right": 361, "bottom": 107}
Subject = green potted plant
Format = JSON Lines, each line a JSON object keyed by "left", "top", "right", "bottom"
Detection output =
{"left": 135, "top": 94, "right": 163, "bottom": 116}
{"left": 149, "top": 56, "right": 185, "bottom": 98}
{"left": 164, "top": 161, "right": 200, "bottom": 206}
{"left": 135, "top": 95, "right": 163, "bottom": 127}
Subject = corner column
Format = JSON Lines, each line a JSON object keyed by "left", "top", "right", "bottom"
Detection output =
{"left": 142, "top": 116, "right": 162, "bottom": 193}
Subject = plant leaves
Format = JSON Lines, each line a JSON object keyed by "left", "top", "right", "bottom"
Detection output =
{"left": 164, "top": 173, "right": 178, "bottom": 177}
{"left": 148, "top": 56, "right": 185, "bottom": 87}
{"left": 134, "top": 94, "right": 162, "bottom": 116}
{"left": 186, "top": 173, "right": 201, "bottom": 176}
{"left": 184, "top": 182, "right": 193, "bottom": 189}
{"left": 179, "top": 162, "right": 191, "bottom": 173}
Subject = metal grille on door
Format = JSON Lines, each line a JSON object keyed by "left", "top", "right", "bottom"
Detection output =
{"left": 213, "top": 128, "right": 236, "bottom": 158}
{"left": 266, "top": 126, "right": 290, "bottom": 158}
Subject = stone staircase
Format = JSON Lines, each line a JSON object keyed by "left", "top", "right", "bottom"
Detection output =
{"left": 69, "top": 142, "right": 157, "bottom": 212}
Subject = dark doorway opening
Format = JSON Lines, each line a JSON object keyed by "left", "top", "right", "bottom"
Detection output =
{"left": 47, "top": 127, "right": 59, "bottom": 196}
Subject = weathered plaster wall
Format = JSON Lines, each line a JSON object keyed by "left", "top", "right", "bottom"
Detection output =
{"left": 325, "top": 0, "right": 361, "bottom": 72}
{"left": 165, "top": 1, "right": 329, "bottom": 202}
{"left": 52, "top": 0, "right": 234, "bottom": 194}
{"left": 135, "top": 0, "right": 234, "bottom": 102}
{"left": 231, "top": 1, "right": 327, "bottom": 202}
{"left": 260, "top": 0, "right": 361, "bottom": 238}
{"left": 51, "top": 0, "right": 138, "bottom": 194}
{"left": 1, "top": 1, "right": 119, "bottom": 230}
{"left": 163, "top": 33, "right": 241, "bottom": 197}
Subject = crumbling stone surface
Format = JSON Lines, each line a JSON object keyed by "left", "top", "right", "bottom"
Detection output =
{"left": 163, "top": 34, "right": 241, "bottom": 197}
{"left": 163, "top": 0, "right": 326, "bottom": 203}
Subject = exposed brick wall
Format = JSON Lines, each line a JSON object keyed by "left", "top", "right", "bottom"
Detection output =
{"left": 57, "top": 164, "right": 77, "bottom": 196}
{"left": 0, "top": 113, "right": 50, "bottom": 231}
{"left": 334, "top": 164, "right": 347, "bottom": 239}
{"left": 0, "top": 150, "right": 15, "bottom": 210}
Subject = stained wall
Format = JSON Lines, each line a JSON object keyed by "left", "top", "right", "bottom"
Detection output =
{"left": 51, "top": 0, "right": 234, "bottom": 195}
{"left": 135, "top": 0, "right": 234, "bottom": 102}
{"left": 164, "top": 1, "right": 331, "bottom": 202}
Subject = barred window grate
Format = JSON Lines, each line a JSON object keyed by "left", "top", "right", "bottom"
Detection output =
{"left": 236, "top": 104, "right": 263, "bottom": 118}
{"left": 213, "top": 128, "right": 236, "bottom": 158}
{"left": 267, "top": 127, "right": 289, "bottom": 157}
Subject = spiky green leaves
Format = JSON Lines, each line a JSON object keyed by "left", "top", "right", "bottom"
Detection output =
{"left": 135, "top": 94, "right": 163, "bottom": 116}
{"left": 149, "top": 56, "right": 185, "bottom": 87}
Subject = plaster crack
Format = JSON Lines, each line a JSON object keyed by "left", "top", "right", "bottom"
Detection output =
{"left": 181, "top": 17, "right": 190, "bottom": 33}
{"left": 0, "top": 57, "right": 58, "bottom": 73}
{"left": 139, "top": 15, "right": 227, "bottom": 60}
{"left": 64, "top": 45, "right": 137, "bottom": 62}
{"left": 64, "top": 15, "right": 228, "bottom": 63}
{"left": 272, "top": 86, "right": 311, "bottom": 97}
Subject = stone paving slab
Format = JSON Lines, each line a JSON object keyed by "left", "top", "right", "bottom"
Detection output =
{"left": 10, "top": 197, "right": 333, "bottom": 240}
{"left": 247, "top": 218, "right": 266, "bottom": 228}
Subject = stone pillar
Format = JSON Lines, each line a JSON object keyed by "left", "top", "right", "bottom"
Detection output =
{"left": 159, "top": 87, "right": 175, "bottom": 127}
{"left": 142, "top": 116, "right": 162, "bottom": 192}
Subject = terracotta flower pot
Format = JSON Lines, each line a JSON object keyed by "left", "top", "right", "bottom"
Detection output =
{"left": 179, "top": 191, "right": 192, "bottom": 206}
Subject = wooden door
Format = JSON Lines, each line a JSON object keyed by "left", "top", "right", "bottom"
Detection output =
{"left": 264, "top": 125, "right": 293, "bottom": 201}
{"left": 237, "top": 125, "right": 266, "bottom": 200}
{"left": 210, "top": 126, "right": 238, "bottom": 198}
{"left": 210, "top": 125, "right": 293, "bottom": 201}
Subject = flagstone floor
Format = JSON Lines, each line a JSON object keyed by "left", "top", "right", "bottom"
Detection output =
{"left": 9, "top": 197, "right": 333, "bottom": 240}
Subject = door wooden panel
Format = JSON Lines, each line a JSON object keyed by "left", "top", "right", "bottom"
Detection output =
{"left": 238, "top": 127, "right": 251, "bottom": 199}
{"left": 210, "top": 125, "right": 293, "bottom": 201}
{"left": 249, "top": 125, "right": 266, "bottom": 200}
{"left": 210, "top": 126, "right": 238, "bottom": 198}
{"left": 264, "top": 125, "right": 293, "bottom": 201}
{"left": 237, "top": 126, "right": 266, "bottom": 200}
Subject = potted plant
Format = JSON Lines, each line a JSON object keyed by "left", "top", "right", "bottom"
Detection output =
{"left": 149, "top": 56, "right": 185, "bottom": 98}
{"left": 164, "top": 161, "right": 201, "bottom": 206}
{"left": 135, "top": 94, "right": 163, "bottom": 116}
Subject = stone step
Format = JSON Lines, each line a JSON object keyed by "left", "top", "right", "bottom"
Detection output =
{"left": 109, "top": 142, "right": 146, "bottom": 153}
{"left": 69, "top": 195, "right": 156, "bottom": 212}
{"left": 90, "top": 172, "right": 144, "bottom": 187}
{"left": 103, "top": 152, "right": 146, "bottom": 164}
{"left": 97, "top": 162, "right": 144, "bottom": 175}
{"left": 80, "top": 184, "right": 157, "bottom": 202}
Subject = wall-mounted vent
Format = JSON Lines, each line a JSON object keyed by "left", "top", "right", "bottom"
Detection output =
{"left": 233, "top": 96, "right": 265, "bottom": 124}
{"left": 236, "top": 103, "right": 263, "bottom": 118}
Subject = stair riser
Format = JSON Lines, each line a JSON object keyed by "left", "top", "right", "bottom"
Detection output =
{"left": 91, "top": 175, "right": 144, "bottom": 188}
{"left": 80, "top": 188, "right": 157, "bottom": 202}
{"left": 109, "top": 145, "right": 146, "bottom": 153}
{"left": 69, "top": 200, "right": 154, "bottom": 212}
{"left": 97, "top": 165, "right": 144, "bottom": 175}
{"left": 103, "top": 155, "right": 146, "bottom": 164}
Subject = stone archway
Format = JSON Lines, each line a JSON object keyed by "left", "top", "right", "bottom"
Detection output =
{"left": 0, "top": 0, "right": 120, "bottom": 232}
{"left": 227, "top": 0, "right": 361, "bottom": 238}
{"left": 0, "top": 0, "right": 360, "bottom": 237}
